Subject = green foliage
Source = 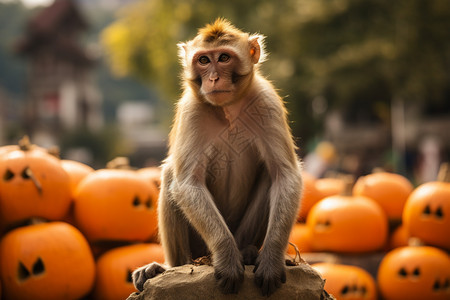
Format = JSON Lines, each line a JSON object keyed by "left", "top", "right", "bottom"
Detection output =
{"left": 101, "top": 0, "right": 450, "bottom": 142}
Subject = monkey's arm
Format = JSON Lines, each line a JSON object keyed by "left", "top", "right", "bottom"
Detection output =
{"left": 252, "top": 92, "right": 303, "bottom": 296}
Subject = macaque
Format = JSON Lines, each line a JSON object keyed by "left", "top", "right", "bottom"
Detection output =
{"left": 133, "top": 18, "right": 302, "bottom": 296}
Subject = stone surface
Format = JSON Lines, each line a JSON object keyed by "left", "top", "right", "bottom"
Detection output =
{"left": 127, "top": 262, "right": 334, "bottom": 300}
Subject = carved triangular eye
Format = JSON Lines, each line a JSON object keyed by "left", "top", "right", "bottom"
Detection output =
{"left": 21, "top": 167, "right": 31, "bottom": 179}
{"left": 433, "top": 279, "right": 441, "bottom": 291}
{"left": 145, "top": 198, "right": 153, "bottom": 209}
{"left": 3, "top": 169, "right": 14, "bottom": 181}
{"left": 32, "top": 257, "right": 45, "bottom": 275}
{"left": 361, "top": 285, "right": 367, "bottom": 295}
{"left": 133, "top": 196, "right": 141, "bottom": 207}
{"left": 412, "top": 267, "right": 420, "bottom": 277}
{"left": 443, "top": 278, "right": 449, "bottom": 289}
{"left": 340, "top": 285, "right": 350, "bottom": 295}
{"left": 398, "top": 267, "right": 408, "bottom": 277}
{"left": 435, "top": 206, "right": 443, "bottom": 219}
{"left": 126, "top": 269, "right": 133, "bottom": 283}
{"left": 422, "top": 205, "right": 431, "bottom": 216}
{"left": 17, "top": 261, "right": 31, "bottom": 281}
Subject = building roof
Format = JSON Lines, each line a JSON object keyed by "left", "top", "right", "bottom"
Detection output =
{"left": 16, "top": 0, "right": 93, "bottom": 66}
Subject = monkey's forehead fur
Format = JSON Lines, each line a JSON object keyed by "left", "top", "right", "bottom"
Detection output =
{"left": 177, "top": 18, "right": 267, "bottom": 67}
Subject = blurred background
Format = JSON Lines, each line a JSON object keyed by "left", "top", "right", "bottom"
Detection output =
{"left": 0, "top": 0, "right": 449, "bottom": 184}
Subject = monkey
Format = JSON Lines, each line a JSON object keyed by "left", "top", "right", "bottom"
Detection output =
{"left": 132, "top": 18, "right": 302, "bottom": 296}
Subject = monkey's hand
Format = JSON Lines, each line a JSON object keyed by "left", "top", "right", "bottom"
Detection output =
{"left": 213, "top": 251, "right": 245, "bottom": 294}
{"left": 132, "top": 262, "right": 167, "bottom": 291}
{"left": 253, "top": 255, "right": 286, "bottom": 296}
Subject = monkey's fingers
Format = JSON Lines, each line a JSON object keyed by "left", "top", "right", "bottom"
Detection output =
{"left": 132, "top": 263, "right": 166, "bottom": 291}
{"left": 214, "top": 264, "right": 244, "bottom": 294}
{"left": 254, "top": 266, "right": 286, "bottom": 296}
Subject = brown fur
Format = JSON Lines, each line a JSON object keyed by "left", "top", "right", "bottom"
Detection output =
{"left": 133, "top": 19, "right": 302, "bottom": 296}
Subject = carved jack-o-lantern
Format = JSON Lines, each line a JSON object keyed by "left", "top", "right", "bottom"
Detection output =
{"left": 0, "top": 144, "right": 71, "bottom": 229}
{"left": 403, "top": 165, "right": 450, "bottom": 250}
{"left": 378, "top": 246, "right": 450, "bottom": 300}
{"left": 74, "top": 166, "right": 159, "bottom": 242}
{"left": 307, "top": 193, "right": 388, "bottom": 253}
{"left": 0, "top": 222, "right": 95, "bottom": 300}
{"left": 312, "top": 262, "right": 377, "bottom": 300}
{"left": 93, "top": 243, "right": 164, "bottom": 300}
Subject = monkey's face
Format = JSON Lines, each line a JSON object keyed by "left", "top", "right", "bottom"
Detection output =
{"left": 191, "top": 47, "right": 252, "bottom": 106}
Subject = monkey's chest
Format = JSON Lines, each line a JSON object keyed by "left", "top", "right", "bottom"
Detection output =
{"left": 201, "top": 122, "right": 262, "bottom": 217}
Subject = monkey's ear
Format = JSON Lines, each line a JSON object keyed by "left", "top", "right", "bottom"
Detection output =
{"left": 249, "top": 34, "right": 266, "bottom": 64}
{"left": 177, "top": 42, "right": 188, "bottom": 66}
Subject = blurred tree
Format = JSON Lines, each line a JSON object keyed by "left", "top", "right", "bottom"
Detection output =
{"left": 101, "top": 0, "right": 450, "bottom": 149}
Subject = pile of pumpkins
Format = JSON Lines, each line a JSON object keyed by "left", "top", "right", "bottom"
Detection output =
{"left": 0, "top": 137, "right": 449, "bottom": 300}
{"left": 289, "top": 167, "right": 450, "bottom": 300}
{"left": 0, "top": 137, "right": 164, "bottom": 300}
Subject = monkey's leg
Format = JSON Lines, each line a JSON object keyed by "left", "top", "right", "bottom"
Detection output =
{"left": 176, "top": 182, "right": 245, "bottom": 294}
{"left": 132, "top": 164, "right": 191, "bottom": 291}
{"left": 253, "top": 167, "right": 302, "bottom": 296}
{"left": 234, "top": 168, "right": 271, "bottom": 265}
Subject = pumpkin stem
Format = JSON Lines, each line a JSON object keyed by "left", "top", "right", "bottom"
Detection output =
{"left": 24, "top": 167, "right": 42, "bottom": 194}
{"left": 18, "top": 135, "right": 33, "bottom": 151}
{"left": 47, "top": 146, "right": 60, "bottom": 158}
{"left": 437, "top": 162, "right": 450, "bottom": 182}
{"left": 408, "top": 237, "right": 425, "bottom": 247}
{"left": 106, "top": 157, "right": 133, "bottom": 170}
{"left": 371, "top": 167, "right": 385, "bottom": 173}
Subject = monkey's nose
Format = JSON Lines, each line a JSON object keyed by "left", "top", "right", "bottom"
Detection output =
{"left": 209, "top": 72, "right": 219, "bottom": 82}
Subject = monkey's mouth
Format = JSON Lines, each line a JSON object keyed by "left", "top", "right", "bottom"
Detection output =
{"left": 207, "top": 90, "right": 232, "bottom": 94}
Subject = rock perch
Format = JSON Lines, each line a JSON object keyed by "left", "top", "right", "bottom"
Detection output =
{"left": 127, "top": 263, "right": 334, "bottom": 300}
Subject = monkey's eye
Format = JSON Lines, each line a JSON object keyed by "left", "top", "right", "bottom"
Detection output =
{"left": 198, "top": 56, "right": 210, "bottom": 65}
{"left": 218, "top": 53, "right": 230, "bottom": 63}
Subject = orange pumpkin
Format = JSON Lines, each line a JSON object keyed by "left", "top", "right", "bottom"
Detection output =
{"left": 287, "top": 223, "right": 313, "bottom": 255}
{"left": 307, "top": 193, "right": 388, "bottom": 253}
{"left": 387, "top": 224, "right": 410, "bottom": 250}
{"left": 93, "top": 243, "right": 164, "bottom": 300}
{"left": 0, "top": 222, "right": 95, "bottom": 300}
{"left": 378, "top": 246, "right": 450, "bottom": 300}
{"left": 297, "top": 172, "right": 324, "bottom": 222}
{"left": 403, "top": 165, "right": 450, "bottom": 250}
{"left": 312, "top": 262, "right": 377, "bottom": 300}
{"left": 0, "top": 145, "right": 71, "bottom": 229}
{"left": 353, "top": 172, "right": 413, "bottom": 220}
{"left": 60, "top": 159, "right": 94, "bottom": 197}
{"left": 315, "top": 177, "right": 345, "bottom": 198}
{"left": 74, "top": 166, "right": 159, "bottom": 242}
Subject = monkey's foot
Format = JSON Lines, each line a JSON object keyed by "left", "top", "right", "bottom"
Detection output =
{"left": 214, "top": 260, "right": 245, "bottom": 294}
{"left": 253, "top": 258, "right": 286, "bottom": 296}
{"left": 132, "top": 262, "right": 167, "bottom": 291}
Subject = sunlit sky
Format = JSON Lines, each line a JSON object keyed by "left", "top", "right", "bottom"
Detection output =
{"left": 1, "top": 0, "right": 54, "bottom": 8}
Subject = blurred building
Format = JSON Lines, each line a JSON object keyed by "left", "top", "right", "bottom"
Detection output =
{"left": 16, "top": 0, "right": 103, "bottom": 147}
{"left": 116, "top": 101, "right": 168, "bottom": 166}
